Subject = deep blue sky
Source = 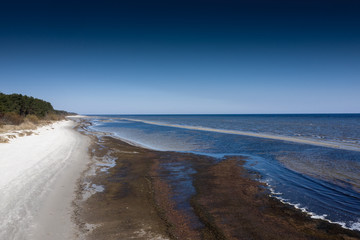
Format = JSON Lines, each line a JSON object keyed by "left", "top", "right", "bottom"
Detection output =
{"left": 1, "top": 0, "right": 359, "bottom": 114}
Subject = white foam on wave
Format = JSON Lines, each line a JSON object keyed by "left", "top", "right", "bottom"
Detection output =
{"left": 348, "top": 221, "right": 360, "bottom": 231}
{"left": 262, "top": 179, "right": 360, "bottom": 232}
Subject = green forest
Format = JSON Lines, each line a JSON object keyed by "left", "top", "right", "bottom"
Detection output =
{"left": 0, "top": 93, "right": 70, "bottom": 125}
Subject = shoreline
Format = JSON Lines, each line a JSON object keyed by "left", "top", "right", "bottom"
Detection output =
{"left": 0, "top": 119, "right": 91, "bottom": 240}
{"left": 83, "top": 129, "right": 360, "bottom": 232}
{"left": 4, "top": 117, "right": 356, "bottom": 239}
{"left": 75, "top": 124, "right": 360, "bottom": 239}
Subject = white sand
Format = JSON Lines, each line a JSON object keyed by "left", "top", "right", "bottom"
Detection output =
{"left": 0, "top": 120, "right": 90, "bottom": 240}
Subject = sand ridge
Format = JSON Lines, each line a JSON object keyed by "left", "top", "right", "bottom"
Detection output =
{"left": 121, "top": 118, "right": 360, "bottom": 152}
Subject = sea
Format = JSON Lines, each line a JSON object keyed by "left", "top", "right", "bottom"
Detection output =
{"left": 86, "top": 114, "right": 360, "bottom": 231}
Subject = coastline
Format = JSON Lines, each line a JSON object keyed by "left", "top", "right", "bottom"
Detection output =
{"left": 75, "top": 124, "right": 360, "bottom": 240}
{"left": 0, "top": 119, "right": 91, "bottom": 240}
{"left": 3, "top": 117, "right": 357, "bottom": 239}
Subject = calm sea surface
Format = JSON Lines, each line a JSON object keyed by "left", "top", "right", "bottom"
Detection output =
{"left": 87, "top": 114, "right": 360, "bottom": 230}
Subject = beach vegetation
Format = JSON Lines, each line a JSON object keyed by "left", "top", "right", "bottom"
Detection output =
{"left": 1, "top": 112, "right": 24, "bottom": 125}
{"left": 45, "top": 113, "right": 62, "bottom": 121}
{"left": 25, "top": 114, "right": 39, "bottom": 124}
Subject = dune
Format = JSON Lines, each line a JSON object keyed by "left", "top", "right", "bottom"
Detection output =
{"left": 0, "top": 120, "right": 90, "bottom": 240}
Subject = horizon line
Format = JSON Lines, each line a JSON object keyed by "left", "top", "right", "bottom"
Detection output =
{"left": 82, "top": 112, "right": 360, "bottom": 115}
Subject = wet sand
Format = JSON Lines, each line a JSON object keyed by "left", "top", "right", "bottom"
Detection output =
{"left": 76, "top": 135, "right": 360, "bottom": 240}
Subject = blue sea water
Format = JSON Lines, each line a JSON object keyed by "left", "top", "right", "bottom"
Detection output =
{"left": 86, "top": 114, "right": 360, "bottom": 231}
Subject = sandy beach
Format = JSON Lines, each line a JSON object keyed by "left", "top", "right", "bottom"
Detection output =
{"left": 0, "top": 119, "right": 90, "bottom": 240}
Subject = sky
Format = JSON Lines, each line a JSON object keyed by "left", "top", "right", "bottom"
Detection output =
{"left": 1, "top": 0, "right": 359, "bottom": 114}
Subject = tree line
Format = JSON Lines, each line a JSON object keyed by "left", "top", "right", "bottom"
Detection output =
{"left": 0, "top": 93, "right": 72, "bottom": 125}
